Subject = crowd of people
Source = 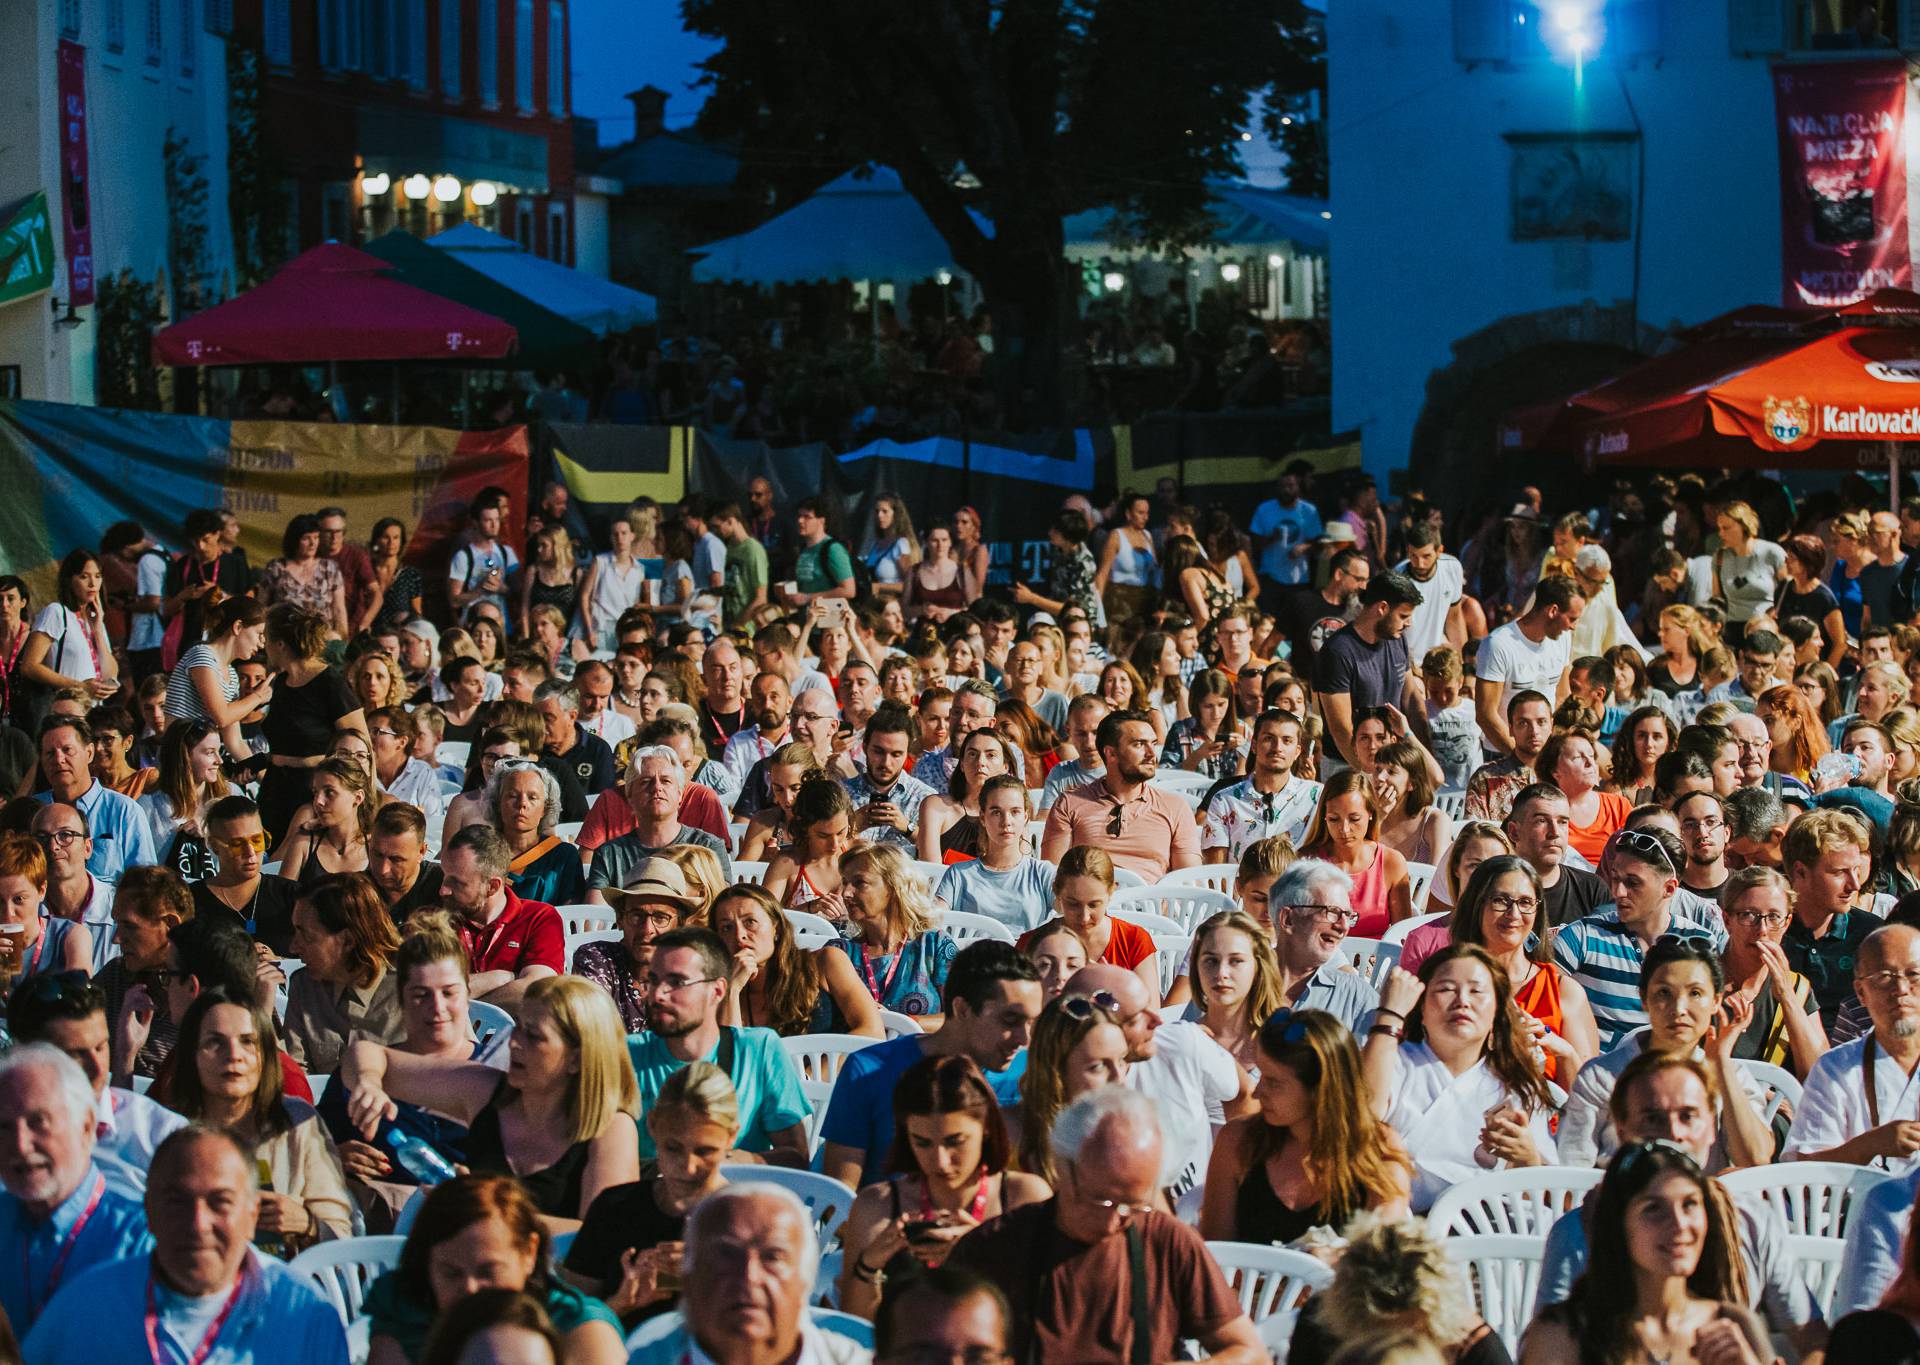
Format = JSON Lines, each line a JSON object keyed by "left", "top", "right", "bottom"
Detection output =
{"left": 3, "top": 459, "right": 1920, "bottom": 1362}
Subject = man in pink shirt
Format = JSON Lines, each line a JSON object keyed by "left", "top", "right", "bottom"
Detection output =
{"left": 1041, "top": 710, "right": 1200, "bottom": 881}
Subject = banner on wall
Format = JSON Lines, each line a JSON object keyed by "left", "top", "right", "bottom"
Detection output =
{"left": 0, "top": 399, "right": 527, "bottom": 604}
{"left": 55, "top": 41, "right": 93, "bottom": 306}
{"left": 1773, "top": 60, "right": 1912, "bottom": 307}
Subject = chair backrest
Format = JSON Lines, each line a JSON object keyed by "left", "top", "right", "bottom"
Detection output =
{"left": 1151, "top": 769, "right": 1215, "bottom": 796}
{"left": 778, "top": 1032, "right": 879, "bottom": 1086}
{"left": 1204, "top": 1240, "right": 1334, "bottom": 1350}
{"left": 940, "top": 910, "right": 1018, "bottom": 944}
{"left": 1717, "top": 1162, "right": 1892, "bottom": 1239}
{"left": 1108, "top": 906, "right": 1185, "bottom": 939}
{"left": 1109, "top": 884, "right": 1237, "bottom": 935}
{"left": 1435, "top": 787, "right": 1468, "bottom": 820}
{"left": 876, "top": 1009, "right": 924, "bottom": 1037}
{"left": 1731, "top": 1059, "right": 1803, "bottom": 1128}
{"left": 1786, "top": 1233, "right": 1848, "bottom": 1316}
{"left": 1405, "top": 860, "right": 1437, "bottom": 911}
{"left": 729, "top": 819, "right": 749, "bottom": 853}
{"left": 732, "top": 859, "right": 771, "bottom": 886}
{"left": 1112, "top": 865, "right": 1147, "bottom": 888}
{"left": 1380, "top": 910, "right": 1448, "bottom": 947}
{"left": 555, "top": 820, "right": 584, "bottom": 842}
{"left": 288, "top": 1235, "right": 407, "bottom": 1324}
{"left": 1426, "top": 1166, "right": 1605, "bottom": 1237}
{"left": 435, "top": 741, "right": 471, "bottom": 770}
{"left": 1158, "top": 863, "right": 1239, "bottom": 895}
{"left": 566, "top": 928, "right": 623, "bottom": 965}
{"left": 468, "top": 999, "right": 514, "bottom": 1051}
{"left": 718, "top": 1165, "right": 859, "bottom": 1242}
{"left": 1445, "top": 1234, "right": 1546, "bottom": 1355}
{"left": 1333, "top": 936, "right": 1401, "bottom": 989}
{"left": 556, "top": 903, "right": 616, "bottom": 936}
{"left": 782, "top": 908, "right": 840, "bottom": 950}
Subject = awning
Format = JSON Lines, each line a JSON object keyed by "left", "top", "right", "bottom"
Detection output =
{"left": 361, "top": 230, "right": 598, "bottom": 373}
{"left": 154, "top": 243, "right": 517, "bottom": 366}
{"left": 427, "top": 224, "right": 656, "bottom": 335}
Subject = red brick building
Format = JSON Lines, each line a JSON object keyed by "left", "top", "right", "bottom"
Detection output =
{"left": 234, "top": 0, "right": 575, "bottom": 262}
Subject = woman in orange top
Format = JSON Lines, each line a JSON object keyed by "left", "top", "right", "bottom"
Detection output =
{"left": 1015, "top": 845, "right": 1159, "bottom": 1005}
{"left": 1446, "top": 855, "right": 1599, "bottom": 1084}
{"left": 1538, "top": 728, "right": 1628, "bottom": 865}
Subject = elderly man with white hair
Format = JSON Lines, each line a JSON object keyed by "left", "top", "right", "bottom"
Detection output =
{"left": 948, "top": 1087, "right": 1264, "bottom": 1364}
{"left": 1264, "top": 858, "right": 1378, "bottom": 1032}
{"left": 1568, "top": 543, "right": 1646, "bottom": 659}
{"left": 586, "top": 745, "right": 732, "bottom": 905}
{"left": 0, "top": 1044, "right": 152, "bottom": 1334}
{"left": 633, "top": 1182, "right": 871, "bottom": 1365}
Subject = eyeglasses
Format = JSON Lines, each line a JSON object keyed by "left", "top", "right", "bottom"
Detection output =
{"left": 1606, "top": 828, "right": 1676, "bottom": 875}
{"left": 1860, "top": 969, "right": 1920, "bottom": 995}
{"left": 1063, "top": 1162, "right": 1153, "bottom": 1220}
{"left": 1285, "top": 903, "right": 1359, "bottom": 928}
{"left": 1726, "top": 910, "right": 1788, "bottom": 928}
{"left": 622, "top": 908, "right": 681, "bottom": 931}
{"left": 1483, "top": 894, "right": 1539, "bottom": 917}
{"left": 213, "top": 833, "right": 269, "bottom": 854}
{"left": 30, "top": 830, "right": 84, "bottom": 849}
{"left": 643, "top": 974, "right": 718, "bottom": 994}
{"left": 1679, "top": 817, "right": 1726, "bottom": 833}
{"left": 369, "top": 728, "right": 402, "bottom": 741}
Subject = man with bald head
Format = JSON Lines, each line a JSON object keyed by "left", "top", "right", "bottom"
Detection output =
{"left": 1787, "top": 924, "right": 1920, "bottom": 1171}
{"left": 948, "top": 1087, "right": 1263, "bottom": 1364}
{"left": 1062, "top": 964, "right": 1253, "bottom": 1201}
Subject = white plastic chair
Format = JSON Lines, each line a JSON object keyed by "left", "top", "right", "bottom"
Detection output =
{"left": 1732, "top": 1059, "right": 1803, "bottom": 1128}
{"left": 940, "top": 910, "right": 1018, "bottom": 944}
{"left": 434, "top": 741, "right": 471, "bottom": 770}
{"left": 468, "top": 1000, "right": 513, "bottom": 1050}
{"left": 1425, "top": 1166, "right": 1605, "bottom": 1237}
{"left": 1446, "top": 1234, "right": 1546, "bottom": 1355}
{"left": 1381, "top": 910, "right": 1447, "bottom": 947}
{"left": 556, "top": 903, "right": 616, "bottom": 935}
{"left": 1205, "top": 1241, "right": 1333, "bottom": 1356}
{"left": 910, "top": 860, "right": 950, "bottom": 889}
{"left": 1717, "top": 1162, "right": 1891, "bottom": 1239}
{"left": 554, "top": 820, "right": 583, "bottom": 842}
{"left": 779, "top": 1032, "right": 879, "bottom": 1087}
{"left": 1787, "top": 1232, "right": 1847, "bottom": 1316}
{"left": 728, "top": 819, "right": 749, "bottom": 853}
{"left": 733, "top": 859, "right": 770, "bottom": 886}
{"left": 566, "top": 928, "right": 622, "bottom": 964}
{"left": 1334, "top": 936, "right": 1401, "bottom": 989}
{"left": 877, "top": 1009, "right": 923, "bottom": 1037}
{"left": 1159, "top": 863, "right": 1239, "bottom": 895}
{"left": 288, "top": 1235, "right": 405, "bottom": 1325}
{"left": 1435, "top": 787, "right": 1468, "bottom": 820}
{"left": 1109, "top": 907, "right": 1185, "bottom": 939}
{"left": 1112, "top": 865, "right": 1148, "bottom": 889}
{"left": 718, "top": 1165, "right": 858, "bottom": 1245}
{"left": 1151, "top": 769, "right": 1215, "bottom": 796}
{"left": 1109, "top": 884, "right": 1237, "bottom": 935}
{"left": 263, "top": 860, "right": 284, "bottom": 878}
{"left": 783, "top": 908, "right": 840, "bottom": 950}
{"left": 1405, "top": 861, "right": 1437, "bottom": 911}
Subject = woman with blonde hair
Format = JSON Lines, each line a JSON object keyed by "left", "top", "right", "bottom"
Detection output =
{"left": 1184, "top": 910, "right": 1288, "bottom": 1077}
{"left": 343, "top": 975, "right": 642, "bottom": 1224}
{"left": 560, "top": 1062, "right": 739, "bottom": 1328}
{"left": 278, "top": 755, "right": 375, "bottom": 887}
{"left": 709, "top": 882, "right": 882, "bottom": 1038}
{"left": 835, "top": 844, "right": 959, "bottom": 1020}
{"left": 259, "top": 603, "right": 367, "bottom": 842}
{"left": 1827, "top": 508, "right": 1874, "bottom": 640}
{"left": 517, "top": 524, "right": 580, "bottom": 642}
{"left": 1234, "top": 834, "right": 1299, "bottom": 934}
{"left": 1711, "top": 500, "right": 1786, "bottom": 640}
{"left": 1199, "top": 1010, "right": 1411, "bottom": 1243}
{"left": 653, "top": 843, "right": 725, "bottom": 912}
{"left": 1303, "top": 769, "right": 1414, "bottom": 938}
{"left": 1289, "top": 1213, "right": 1501, "bottom": 1365}
{"left": 1832, "top": 658, "right": 1910, "bottom": 746}
{"left": 349, "top": 649, "right": 408, "bottom": 713}
{"left": 578, "top": 517, "right": 645, "bottom": 652}
{"left": 1027, "top": 621, "right": 1072, "bottom": 695}
{"left": 1426, "top": 821, "right": 1511, "bottom": 913}
{"left": 1649, "top": 604, "right": 1714, "bottom": 696}
{"left": 1012, "top": 998, "right": 1131, "bottom": 1185}
{"left": 1016, "top": 845, "right": 1159, "bottom": 1004}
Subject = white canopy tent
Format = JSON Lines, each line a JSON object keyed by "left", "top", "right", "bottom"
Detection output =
{"left": 426, "top": 224, "right": 657, "bottom": 336}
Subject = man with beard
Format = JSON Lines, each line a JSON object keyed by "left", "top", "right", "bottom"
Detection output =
{"left": 722, "top": 670, "right": 792, "bottom": 791}
{"left": 1396, "top": 523, "right": 1465, "bottom": 660}
{"left": 1263, "top": 545, "right": 1368, "bottom": 671}
{"left": 1314, "top": 570, "right": 1423, "bottom": 768}
{"left": 1201, "top": 709, "right": 1323, "bottom": 861}
{"left": 625, "top": 927, "right": 811, "bottom": 1167}
{"left": 1501, "top": 783, "right": 1608, "bottom": 928}
{"left": 439, "top": 826, "right": 562, "bottom": 1013}
{"left": 364, "top": 803, "right": 442, "bottom": 924}
{"left": 1041, "top": 710, "right": 1199, "bottom": 881}
{"left": 1464, "top": 691, "right": 1555, "bottom": 825}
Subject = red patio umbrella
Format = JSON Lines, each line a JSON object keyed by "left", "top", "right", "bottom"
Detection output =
{"left": 153, "top": 242, "right": 517, "bottom": 366}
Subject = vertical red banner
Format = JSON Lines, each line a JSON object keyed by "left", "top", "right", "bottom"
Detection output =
{"left": 1774, "top": 61, "right": 1911, "bottom": 308}
{"left": 55, "top": 41, "right": 92, "bottom": 306}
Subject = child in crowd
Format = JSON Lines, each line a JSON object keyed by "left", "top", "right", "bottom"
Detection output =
{"left": 1417, "top": 646, "right": 1482, "bottom": 790}
{"left": 131, "top": 674, "right": 170, "bottom": 769}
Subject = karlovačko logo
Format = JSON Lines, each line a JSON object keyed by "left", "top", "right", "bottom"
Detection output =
{"left": 1762, "top": 395, "right": 1816, "bottom": 449}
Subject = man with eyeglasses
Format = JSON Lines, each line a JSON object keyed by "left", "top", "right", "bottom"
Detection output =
{"left": 29, "top": 804, "right": 116, "bottom": 974}
{"left": 626, "top": 927, "right": 812, "bottom": 1168}
{"left": 1201, "top": 710, "right": 1322, "bottom": 864}
{"left": 32, "top": 715, "right": 155, "bottom": 885}
{"left": 1718, "top": 866, "right": 1827, "bottom": 1077}
{"left": 438, "top": 825, "right": 563, "bottom": 1014}
{"left": 873, "top": 1266, "right": 1013, "bottom": 1365}
{"left": 189, "top": 796, "right": 298, "bottom": 956}
{"left": 1787, "top": 924, "right": 1920, "bottom": 1172}
{"left": 315, "top": 506, "right": 377, "bottom": 632}
{"left": 1041, "top": 710, "right": 1199, "bottom": 882}
{"left": 1781, "top": 809, "right": 1879, "bottom": 1030}
{"left": 1726, "top": 711, "right": 1812, "bottom": 805}
{"left": 1256, "top": 859, "right": 1377, "bottom": 1032}
{"left": 365, "top": 707, "right": 444, "bottom": 825}
{"left": 946, "top": 1086, "right": 1263, "bottom": 1365}
{"left": 1674, "top": 790, "right": 1731, "bottom": 902}
{"left": 915, "top": 680, "right": 1025, "bottom": 796}
{"left": 569, "top": 857, "right": 699, "bottom": 1033}
{"left": 1553, "top": 826, "right": 1726, "bottom": 1051}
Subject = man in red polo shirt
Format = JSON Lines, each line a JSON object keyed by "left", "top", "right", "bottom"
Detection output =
{"left": 441, "top": 825, "right": 564, "bottom": 1014}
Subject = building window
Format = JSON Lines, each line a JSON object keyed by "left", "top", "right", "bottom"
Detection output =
{"left": 1507, "top": 132, "right": 1638, "bottom": 241}
{"left": 179, "top": 0, "right": 195, "bottom": 75}
{"left": 107, "top": 0, "right": 126, "bottom": 52}
{"left": 265, "top": 0, "right": 291, "bottom": 65}
{"left": 515, "top": 198, "right": 534, "bottom": 249}
{"left": 514, "top": 0, "right": 533, "bottom": 112}
{"left": 546, "top": 1, "right": 564, "bottom": 112}
{"left": 547, "top": 201, "right": 567, "bottom": 262}
{"left": 146, "top": 0, "right": 164, "bottom": 65}
{"left": 439, "top": 0, "right": 460, "bottom": 95}
{"left": 319, "top": 0, "right": 361, "bottom": 70}
{"left": 477, "top": 0, "right": 497, "bottom": 104}
{"left": 60, "top": 0, "right": 81, "bottom": 40}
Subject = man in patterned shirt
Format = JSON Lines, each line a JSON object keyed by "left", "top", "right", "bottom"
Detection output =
{"left": 1202, "top": 710, "right": 1322, "bottom": 863}
{"left": 842, "top": 707, "right": 935, "bottom": 852}
{"left": 1463, "top": 689, "right": 1554, "bottom": 825}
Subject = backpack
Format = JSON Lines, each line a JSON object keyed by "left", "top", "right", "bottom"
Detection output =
{"left": 826, "top": 537, "right": 874, "bottom": 600}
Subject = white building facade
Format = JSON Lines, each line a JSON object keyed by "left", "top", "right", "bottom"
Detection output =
{"left": 1328, "top": 0, "right": 1920, "bottom": 488}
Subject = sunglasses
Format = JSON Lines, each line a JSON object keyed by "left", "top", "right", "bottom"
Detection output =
{"left": 8, "top": 970, "right": 95, "bottom": 1012}
{"left": 1106, "top": 802, "right": 1127, "bottom": 838}
{"left": 1061, "top": 989, "right": 1123, "bottom": 1021}
{"left": 1607, "top": 828, "right": 1677, "bottom": 875}
{"left": 214, "top": 833, "right": 270, "bottom": 854}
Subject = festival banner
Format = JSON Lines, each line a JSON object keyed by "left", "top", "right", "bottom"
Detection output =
{"left": 0, "top": 399, "right": 527, "bottom": 605}
{"left": 55, "top": 42, "right": 93, "bottom": 306}
{"left": 1773, "top": 60, "right": 1912, "bottom": 307}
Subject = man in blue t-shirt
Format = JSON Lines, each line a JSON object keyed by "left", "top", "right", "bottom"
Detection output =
{"left": 820, "top": 941, "right": 1044, "bottom": 1191}
{"left": 625, "top": 928, "right": 812, "bottom": 1166}
{"left": 1250, "top": 469, "right": 1324, "bottom": 596}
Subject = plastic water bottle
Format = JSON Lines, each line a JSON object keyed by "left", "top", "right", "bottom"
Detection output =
{"left": 391, "top": 1132, "right": 458, "bottom": 1186}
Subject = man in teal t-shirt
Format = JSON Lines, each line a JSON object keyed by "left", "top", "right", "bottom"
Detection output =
{"left": 785, "top": 496, "right": 856, "bottom": 606}
{"left": 625, "top": 928, "right": 812, "bottom": 1165}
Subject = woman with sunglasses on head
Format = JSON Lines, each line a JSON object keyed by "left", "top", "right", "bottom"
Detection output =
{"left": 1556, "top": 935, "right": 1773, "bottom": 1173}
{"left": 170, "top": 988, "right": 355, "bottom": 1250}
{"left": 1200, "top": 1009, "right": 1410, "bottom": 1244}
{"left": 1303, "top": 769, "right": 1414, "bottom": 939}
{"left": 709, "top": 882, "right": 882, "bottom": 1038}
{"left": 1009, "top": 996, "right": 1131, "bottom": 1186}
{"left": 839, "top": 1054, "right": 1051, "bottom": 1318}
{"left": 1520, "top": 1141, "right": 1769, "bottom": 1365}
{"left": 1399, "top": 856, "right": 1600, "bottom": 1084}
{"left": 1016, "top": 846, "right": 1160, "bottom": 1006}
{"left": 1363, "top": 945, "right": 1559, "bottom": 1212}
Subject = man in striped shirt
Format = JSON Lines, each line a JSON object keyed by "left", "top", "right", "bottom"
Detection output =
{"left": 1554, "top": 826, "right": 1726, "bottom": 1050}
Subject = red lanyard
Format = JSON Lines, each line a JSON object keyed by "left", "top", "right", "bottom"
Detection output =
{"left": 144, "top": 1256, "right": 251, "bottom": 1365}
{"left": 22, "top": 923, "right": 50, "bottom": 978}
{"left": 918, "top": 1169, "right": 992, "bottom": 1223}
{"left": 23, "top": 1172, "right": 103, "bottom": 1317}
{"left": 709, "top": 705, "right": 744, "bottom": 748}
{"left": 860, "top": 940, "right": 908, "bottom": 1004}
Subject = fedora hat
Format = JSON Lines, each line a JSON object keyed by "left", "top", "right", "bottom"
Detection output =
{"left": 603, "top": 855, "right": 704, "bottom": 912}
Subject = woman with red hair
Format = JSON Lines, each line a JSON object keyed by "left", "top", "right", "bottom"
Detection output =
{"left": 1756, "top": 683, "right": 1830, "bottom": 786}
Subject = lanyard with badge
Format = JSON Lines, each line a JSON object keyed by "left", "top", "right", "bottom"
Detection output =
{"left": 144, "top": 1255, "right": 252, "bottom": 1365}
{"left": 22, "top": 1171, "right": 103, "bottom": 1317}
